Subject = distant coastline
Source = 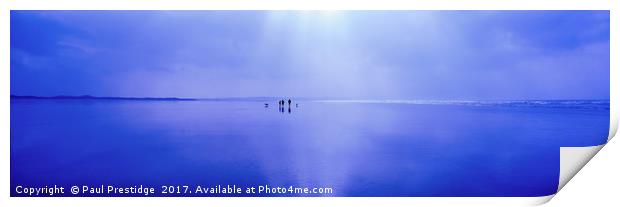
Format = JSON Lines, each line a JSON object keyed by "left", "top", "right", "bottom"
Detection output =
{"left": 10, "top": 95, "right": 610, "bottom": 104}
{"left": 10, "top": 95, "right": 609, "bottom": 110}
{"left": 10, "top": 95, "right": 197, "bottom": 101}
{"left": 9, "top": 95, "right": 290, "bottom": 102}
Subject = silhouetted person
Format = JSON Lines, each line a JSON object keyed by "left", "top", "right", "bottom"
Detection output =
{"left": 288, "top": 99, "right": 291, "bottom": 107}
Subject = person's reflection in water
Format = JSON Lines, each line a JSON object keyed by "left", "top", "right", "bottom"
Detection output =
{"left": 288, "top": 107, "right": 291, "bottom": 114}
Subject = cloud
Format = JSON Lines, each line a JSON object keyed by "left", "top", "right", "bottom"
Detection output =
{"left": 10, "top": 11, "right": 610, "bottom": 99}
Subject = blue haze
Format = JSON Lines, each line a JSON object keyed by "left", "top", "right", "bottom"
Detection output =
{"left": 11, "top": 11, "right": 609, "bottom": 100}
{"left": 10, "top": 11, "right": 610, "bottom": 197}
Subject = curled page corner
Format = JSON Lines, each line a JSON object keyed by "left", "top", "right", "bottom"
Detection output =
{"left": 555, "top": 111, "right": 617, "bottom": 197}
{"left": 558, "top": 144, "right": 605, "bottom": 192}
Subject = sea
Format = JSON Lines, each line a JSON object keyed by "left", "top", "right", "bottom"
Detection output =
{"left": 10, "top": 98, "right": 609, "bottom": 196}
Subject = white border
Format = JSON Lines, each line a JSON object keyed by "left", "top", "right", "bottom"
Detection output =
{"left": 1, "top": 0, "right": 617, "bottom": 206}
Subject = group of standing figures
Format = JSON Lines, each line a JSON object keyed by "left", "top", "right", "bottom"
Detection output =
{"left": 279, "top": 99, "right": 292, "bottom": 108}
{"left": 265, "top": 99, "right": 297, "bottom": 114}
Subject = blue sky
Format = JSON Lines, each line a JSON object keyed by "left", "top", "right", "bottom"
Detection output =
{"left": 11, "top": 11, "right": 609, "bottom": 99}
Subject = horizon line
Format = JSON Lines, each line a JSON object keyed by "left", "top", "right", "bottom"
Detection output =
{"left": 9, "top": 94, "right": 611, "bottom": 102}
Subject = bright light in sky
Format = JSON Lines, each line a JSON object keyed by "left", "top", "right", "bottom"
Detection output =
{"left": 11, "top": 11, "right": 610, "bottom": 100}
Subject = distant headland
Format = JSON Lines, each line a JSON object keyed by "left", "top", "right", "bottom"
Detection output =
{"left": 10, "top": 95, "right": 197, "bottom": 101}
{"left": 10, "top": 95, "right": 304, "bottom": 102}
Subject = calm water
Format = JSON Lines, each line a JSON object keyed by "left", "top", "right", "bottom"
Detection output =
{"left": 10, "top": 99, "right": 609, "bottom": 196}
